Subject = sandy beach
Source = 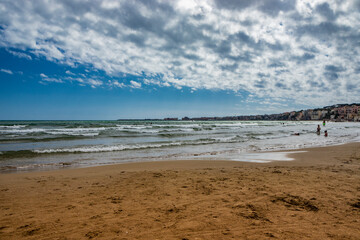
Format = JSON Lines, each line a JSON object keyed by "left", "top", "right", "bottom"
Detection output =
{"left": 0, "top": 143, "right": 359, "bottom": 239}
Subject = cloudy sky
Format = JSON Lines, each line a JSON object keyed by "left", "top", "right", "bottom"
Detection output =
{"left": 0, "top": 0, "right": 359, "bottom": 119}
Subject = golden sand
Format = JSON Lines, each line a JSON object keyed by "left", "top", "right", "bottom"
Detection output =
{"left": 1, "top": 143, "right": 360, "bottom": 239}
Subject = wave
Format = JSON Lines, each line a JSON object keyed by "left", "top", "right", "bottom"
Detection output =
{"left": 151, "top": 124, "right": 201, "bottom": 129}
{"left": 0, "top": 135, "right": 92, "bottom": 143}
{"left": 0, "top": 125, "right": 27, "bottom": 129}
{"left": 0, "top": 128, "right": 46, "bottom": 134}
{"left": 32, "top": 142, "right": 184, "bottom": 154}
{"left": 0, "top": 136, "right": 242, "bottom": 156}
{"left": 0, "top": 127, "right": 106, "bottom": 135}
{"left": 0, "top": 125, "right": 214, "bottom": 138}
{"left": 158, "top": 133, "right": 194, "bottom": 138}
{"left": 30, "top": 135, "right": 252, "bottom": 155}
{"left": 3, "top": 131, "right": 305, "bottom": 156}
{"left": 0, "top": 150, "right": 41, "bottom": 159}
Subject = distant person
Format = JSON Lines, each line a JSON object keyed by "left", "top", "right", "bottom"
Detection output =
{"left": 317, "top": 125, "right": 321, "bottom": 135}
{"left": 323, "top": 120, "right": 326, "bottom": 126}
{"left": 324, "top": 130, "right": 328, "bottom": 137}
{"left": 293, "top": 133, "right": 300, "bottom": 136}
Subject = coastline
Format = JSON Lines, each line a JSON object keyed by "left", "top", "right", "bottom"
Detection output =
{"left": 2, "top": 120, "right": 360, "bottom": 173}
{"left": 1, "top": 142, "right": 359, "bottom": 239}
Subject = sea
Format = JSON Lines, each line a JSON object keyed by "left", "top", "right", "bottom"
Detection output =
{"left": 1, "top": 120, "right": 360, "bottom": 173}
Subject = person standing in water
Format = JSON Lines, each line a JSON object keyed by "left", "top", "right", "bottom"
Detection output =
{"left": 317, "top": 125, "right": 321, "bottom": 135}
{"left": 324, "top": 130, "right": 328, "bottom": 137}
{"left": 323, "top": 120, "right": 326, "bottom": 126}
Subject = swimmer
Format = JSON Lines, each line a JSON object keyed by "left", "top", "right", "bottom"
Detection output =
{"left": 317, "top": 125, "right": 321, "bottom": 135}
{"left": 324, "top": 130, "right": 328, "bottom": 137}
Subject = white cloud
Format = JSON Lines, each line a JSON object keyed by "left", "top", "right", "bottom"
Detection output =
{"left": 7, "top": 50, "right": 32, "bottom": 60}
{"left": 0, "top": 69, "right": 13, "bottom": 75}
{"left": 130, "top": 80, "right": 141, "bottom": 88}
{"left": 0, "top": 0, "right": 359, "bottom": 106}
{"left": 88, "top": 79, "right": 103, "bottom": 87}
{"left": 39, "top": 73, "right": 63, "bottom": 83}
{"left": 39, "top": 72, "right": 108, "bottom": 88}
{"left": 112, "top": 80, "right": 125, "bottom": 88}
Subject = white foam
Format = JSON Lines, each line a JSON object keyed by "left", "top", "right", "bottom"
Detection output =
{"left": 34, "top": 145, "right": 128, "bottom": 153}
{"left": 232, "top": 151, "right": 306, "bottom": 163}
{"left": 52, "top": 127, "right": 106, "bottom": 132}
{"left": 32, "top": 142, "right": 186, "bottom": 154}
{"left": 214, "top": 123, "right": 258, "bottom": 127}
{"left": 0, "top": 125, "right": 27, "bottom": 129}
{"left": 0, "top": 128, "right": 46, "bottom": 133}
{"left": 152, "top": 124, "right": 200, "bottom": 128}
{"left": 1, "top": 127, "right": 106, "bottom": 135}
{"left": 47, "top": 131, "right": 100, "bottom": 136}
{"left": 354, "top": 135, "right": 360, "bottom": 142}
{"left": 118, "top": 125, "right": 148, "bottom": 129}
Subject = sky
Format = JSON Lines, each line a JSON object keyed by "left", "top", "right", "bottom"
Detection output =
{"left": 0, "top": 0, "right": 359, "bottom": 120}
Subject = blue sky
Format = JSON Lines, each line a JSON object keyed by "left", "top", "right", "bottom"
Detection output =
{"left": 0, "top": 0, "right": 359, "bottom": 120}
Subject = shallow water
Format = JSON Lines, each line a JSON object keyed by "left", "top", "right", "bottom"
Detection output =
{"left": 1, "top": 120, "right": 359, "bottom": 172}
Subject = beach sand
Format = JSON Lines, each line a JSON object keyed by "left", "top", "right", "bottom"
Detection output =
{"left": 0, "top": 143, "right": 360, "bottom": 239}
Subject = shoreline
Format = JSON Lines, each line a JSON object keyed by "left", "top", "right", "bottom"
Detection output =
{"left": 1, "top": 142, "right": 359, "bottom": 239}
{"left": 1, "top": 120, "right": 359, "bottom": 174}
{"left": 1, "top": 140, "right": 359, "bottom": 175}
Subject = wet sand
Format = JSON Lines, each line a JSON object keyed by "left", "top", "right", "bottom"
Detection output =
{"left": 0, "top": 143, "right": 360, "bottom": 239}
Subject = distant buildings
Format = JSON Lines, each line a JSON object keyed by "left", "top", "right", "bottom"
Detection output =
{"left": 330, "top": 104, "right": 360, "bottom": 122}
{"left": 163, "top": 118, "right": 179, "bottom": 121}
{"left": 165, "top": 103, "right": 360, "bottom": 122}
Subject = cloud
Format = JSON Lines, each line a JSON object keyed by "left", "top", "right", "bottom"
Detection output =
{"left": 324, "top": 65, "right": 346, "bottom": 73}
{"left": 0, "top": 0, "right": 359, "bottom": 106}
{"left": 257, "top": 0, "right": 297, "bottom": 17}
{"left": 39, "top": 70, "right": 150, "bottom": 89}
{"left": 112, "top": 81, "right": 125, "bottom": 88}
{"left": 88, "top": 79, "right": 103, "bottom": 88}
{"left": 254, "top": 79, "right": 268, "bottom": 89}
{"left": 213, "top": 0, "right": 255, "bottom": 10}
{"left": 275, "top": 81, "right": 288, "bottom": 90}
{"left": 39, "top": 73, "right": 63, "bottom": 83}
{"left": 7, "top": 49, "right": 32, "bottom": 60}
{"left": 292, "top": 53, "right": 315, "bottom": 63}
{"left": 130, "top": 80, "right": 141, "bottom": 88}
{"left": 0, "top": 68, "right": 13, "bottom": 74}
{"left": 40, "top": 72, "right": 108, "bottom": 88}
{"left": 295, "top": 22, "right": 350, "bottom": 40}
{"left": 323, "top": 64, "right": 346, "bottom": 83}
{"left": 315, "top": 3, "right": 337, "bottom": 21}
{"left": 214, "top": 0, "right": 296, "bottom": 16}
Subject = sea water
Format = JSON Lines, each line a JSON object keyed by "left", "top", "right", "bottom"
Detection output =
{"left": 0, "top": 120, "right": 359, "bottom": 172}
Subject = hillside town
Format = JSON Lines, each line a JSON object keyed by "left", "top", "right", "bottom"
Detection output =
{"left": 175, "top": 103, "right": 360, "bottom": 122}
